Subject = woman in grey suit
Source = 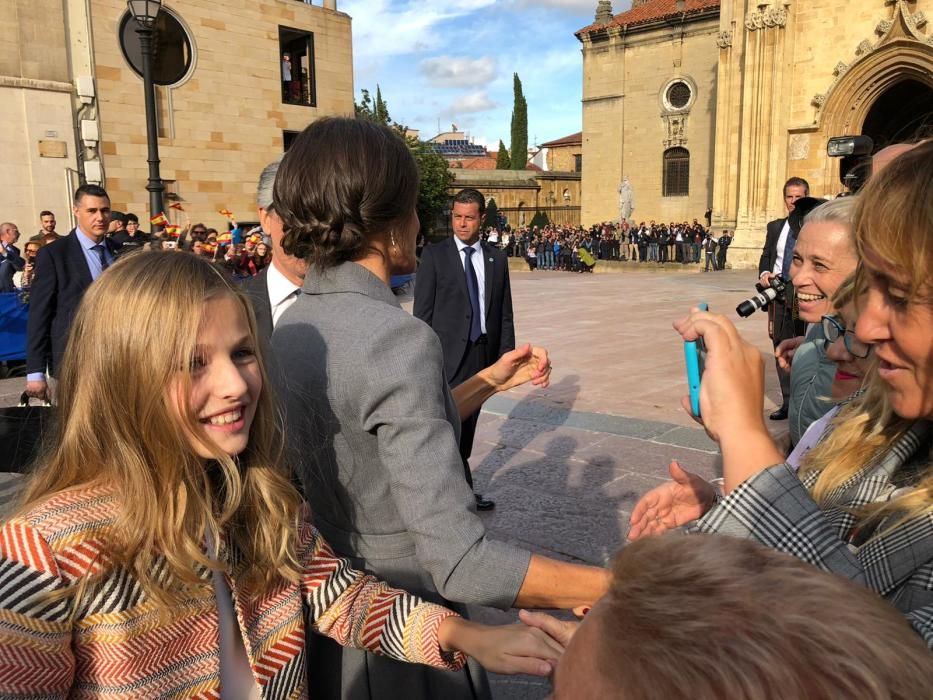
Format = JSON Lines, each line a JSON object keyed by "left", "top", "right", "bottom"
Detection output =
{"left": 270, "top": 118, "right": 610, "bottom": 699}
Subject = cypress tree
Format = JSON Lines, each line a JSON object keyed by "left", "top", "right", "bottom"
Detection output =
{"left": 375, "top": 85, "right": 390, "bottom": 125}
{"left": 510, "top": 74, "right": 528, "bottom": 170}
{"left": 483, "top": 198, "right": 500, "bottom": 229}
{"left": 495, "top": 140, "right": 511, "bottom": 169}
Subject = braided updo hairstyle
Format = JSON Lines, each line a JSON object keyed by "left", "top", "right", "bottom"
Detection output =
{"left": 273, "top": 117, "right": 420, "bottom": 270}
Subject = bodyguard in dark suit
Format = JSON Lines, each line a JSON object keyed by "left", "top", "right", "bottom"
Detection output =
{"left": 758, "top": 177, "right": 809, "bottom": 420}
{"left": 414, "top": 189, "right": 515, "bottom": 509}
{"left": 25, "top": 185, "right": 116, "bottom": 400}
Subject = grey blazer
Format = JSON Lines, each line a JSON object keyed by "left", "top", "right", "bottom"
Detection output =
{"left": 271, "top": 262, "right": 530, "bottom": 699}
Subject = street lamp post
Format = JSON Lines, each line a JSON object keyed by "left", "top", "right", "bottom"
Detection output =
{"left": 127, "top": 0, "right": 165, "bottom": 233}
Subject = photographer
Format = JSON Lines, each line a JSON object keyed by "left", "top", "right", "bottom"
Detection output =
{"left": 758, "top": 177, "right": 809, "bottom": 420}
{"left": 13, "top": 241, "right": 40, "bottom": 289}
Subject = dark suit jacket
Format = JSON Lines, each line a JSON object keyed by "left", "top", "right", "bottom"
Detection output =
{"left": 758, "top": 218, "right": 787, "bottom": 277}
{"left": 26, "top": 231, "right": 118, "bottom": 376}
{"left": 0, "top": 244, "right": 24, "bottom": 292}
{"left": 240, "top": 268, "right": 273, "bottom": 339}
{"left": 413, "top": 237, "right": 515, "bottom": 383}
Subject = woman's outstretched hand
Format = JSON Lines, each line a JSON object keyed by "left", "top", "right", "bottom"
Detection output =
{"left": 518, "top": 609, "right": 579, "bottom": 647}
{"left": 438, "top": 617, "right": 564, "bottom": 676}
{"left": 488, "top": 343, "right": 552, "bottom": 392}
{"left": 627, "top": 461, "right": 716, "bottom": 540}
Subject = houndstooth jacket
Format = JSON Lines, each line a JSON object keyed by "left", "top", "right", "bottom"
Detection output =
{"left": 692, "top": 420, "right": 933, "bottom": 648}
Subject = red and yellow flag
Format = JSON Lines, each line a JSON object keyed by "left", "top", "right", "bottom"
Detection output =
{"left": 150, "top": 212, "right": 169, "bottom": 226}
{"left": 165, "top": 224, "right": 181, "bottom": 238}
{"left": 218, "top": 208, "right": 235, "bottom": 219}
{"left": 216, "top": 232, "right": 233, "bottom": 244}
{"left": 169, "top": 202, "right": 185, "bottom": 211}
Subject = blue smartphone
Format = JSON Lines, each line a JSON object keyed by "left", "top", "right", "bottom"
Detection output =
{"left": 684, "top": 303, "right": 709, "bottom": 417}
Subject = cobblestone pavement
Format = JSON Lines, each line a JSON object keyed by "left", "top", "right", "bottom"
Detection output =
{"left": 1, "top": 267, "right": 784, "bottom": 698}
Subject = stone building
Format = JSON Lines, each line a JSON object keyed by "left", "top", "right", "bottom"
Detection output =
{"left": 576, "top": 0, "right": 721, "bottom": 228}
{"left": 1, "top": 0, "right": 353, "bottom": 231}
{"left": 576, "top": 0, "right": 933, "bottom": 267}
{"left": 539, "top": 132, "right": 583, "bottom": 172}
{"left": 446, "top": 169, "right": 583, "bottom": 231}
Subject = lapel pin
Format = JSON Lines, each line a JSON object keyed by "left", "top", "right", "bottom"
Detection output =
{"left": 488, "top": 257, "right": 494, "bottom": 262}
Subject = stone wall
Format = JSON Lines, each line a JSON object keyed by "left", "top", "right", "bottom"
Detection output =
{"left": 449, "top": 169, "right": 582, "bottom": 229}
{"left": 0, "top": 0, "right": 77, "bottom": 230}
{"left": 579, "top": 14, "right": 720, "bottom": 228}
{"left": 546, "top": 142, "right": 582, "bottom": 172}
{"left": 711, "top": 0, "right": 933, "bottom": 268}
{"left": 90, "top": 0, "right": 354, "bottom": 227}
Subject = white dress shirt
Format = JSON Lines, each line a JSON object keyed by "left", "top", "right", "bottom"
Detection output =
{"left": 454, "top": 237, "right": 486, "bottom": 334}
{"left": 772, "top": 220, "right": 791, "bottom": 276}
{"left": 266, "top": 261, "right": 301, "bottom": 329}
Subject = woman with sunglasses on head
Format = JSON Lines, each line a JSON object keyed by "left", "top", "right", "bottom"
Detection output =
{"left": 658, "top": 142, "right": 933, "bottom": 646}
{"left": 0, "top": 252, "right": 570, "bottom": 698}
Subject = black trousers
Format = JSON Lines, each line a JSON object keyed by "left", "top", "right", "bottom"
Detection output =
{"left": 769, "top": 289, "right": 807, "bottom": 407}
{"left": 449, "top": 336, "right": 490, "bottom": 489}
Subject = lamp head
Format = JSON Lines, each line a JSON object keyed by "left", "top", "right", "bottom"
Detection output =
{"left": 127, "top": 0, "right": 162, "bottom": 28}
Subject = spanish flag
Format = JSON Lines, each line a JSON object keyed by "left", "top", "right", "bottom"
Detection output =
{"left": 247, "top": 233, "right": 262, "bottom": 245}
{"left": 169, "top": 202, "right": 185, "bottom": 211}
{"left": 150, "top": 212, "right": 169, "bottom": 226}
{"left": 165, "top": 224, "right": 181, "bottom": 238}
{"left": 216, "top": 232, "right": 233, "bottom": 244}
{"left": 218, "top": 208, "right": 235, "bottom": 219}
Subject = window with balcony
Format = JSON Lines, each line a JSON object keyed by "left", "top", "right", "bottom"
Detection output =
{"left": 279, "top": 27, "right": 316, "bottom": 107}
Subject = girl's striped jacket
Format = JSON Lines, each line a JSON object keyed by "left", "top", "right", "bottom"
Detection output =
{"left": 0, "top": 485, "right": 464, "bottom": 698}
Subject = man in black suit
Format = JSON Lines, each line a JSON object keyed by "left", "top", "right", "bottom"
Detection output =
{"left": 413, "top": 188, "right": 515, "bottom": 510}
{"left": 25, "top": 184, "right": 117, "bottom": 400}
{"left": 758, "top": 177, "right": 809, "bottom": 420}
{"left": 0, "top": 222, "right": 25, "bottom": 292}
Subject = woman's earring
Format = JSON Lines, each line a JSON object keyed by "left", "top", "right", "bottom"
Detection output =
{"left": 390, "top": 232, "right": 398, "bottom": 249}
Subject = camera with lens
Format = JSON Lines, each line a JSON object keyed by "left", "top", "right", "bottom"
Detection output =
{"left": 827, "top": 135, "right": 874, "bottom": 196}
{"left": 736, "top": 274, "right": 787, "bottom": 318}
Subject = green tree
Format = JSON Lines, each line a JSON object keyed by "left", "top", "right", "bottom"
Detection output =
{"left": 495, "top": 140, "right": 511, "bottom": 169}
{"left": 529, "top": 210, "right": 550, "bottom": 228}
{"left": 483, "top": 198, "right": 500, "bottom": 229}
{"left": 353, "top": 86, "right": 453, "bottom": 237}
{"left": 408, "top": 138, "right": 454, "bottom": 240}
{"left": 509, "top": 74, "right": 528, "bottom": 170}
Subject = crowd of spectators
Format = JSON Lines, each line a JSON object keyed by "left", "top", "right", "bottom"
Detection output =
{"left": 1, "top": 210, "right": 274, "bottom": 295}
{"left": 474, "top": 219, "right": 733, "bottom": 272}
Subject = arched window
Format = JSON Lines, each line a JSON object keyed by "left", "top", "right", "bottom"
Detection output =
{"left": 663, "top": 147, "right": 689, "bottom": 197}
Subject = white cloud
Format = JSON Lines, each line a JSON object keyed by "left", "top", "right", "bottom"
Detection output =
{"left": 343, "top": 0, "right": 498, "bottom": 63}
{"left": 418, "top": 56, "right": 498, "bottom": 88}
{"left": 509, "top": 0, "right": 614, "bottom": 12}
{"left": 442, "top": 91, "right": 498, "bottom": 118}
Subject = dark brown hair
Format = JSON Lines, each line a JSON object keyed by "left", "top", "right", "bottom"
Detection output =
{"left": 589, "top": 535, "right": 933, "bottom": 699}
{"left": 452, "top": 188, "right": 486, "bottom": 216}
{"left": 273, "top": 117, "right": 419, "bottom": 270}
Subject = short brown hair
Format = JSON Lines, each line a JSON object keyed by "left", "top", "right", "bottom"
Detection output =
{"left": 593, "top": 535, "right": 933, "bottom": 699}
{"left": 273, "top": 117, "right": 419, "bottom": 270}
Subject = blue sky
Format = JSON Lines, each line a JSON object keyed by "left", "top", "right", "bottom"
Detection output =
{"left": 340, "top": 0, "right": 630, "bottom": 150}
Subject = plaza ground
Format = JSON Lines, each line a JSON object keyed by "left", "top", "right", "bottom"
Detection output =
{"left": 0, "top": 267, "right": 783, "bottom": 698}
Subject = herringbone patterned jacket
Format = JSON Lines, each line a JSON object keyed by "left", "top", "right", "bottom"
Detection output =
{"left": 693, "top": 420, "right": 933, "bottom": 648}
{"left": 0, "top": 485, "right": 464, "bottom": 698}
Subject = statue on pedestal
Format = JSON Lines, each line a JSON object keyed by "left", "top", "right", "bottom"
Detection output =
{"left": 618, "top": 177, "right": 634, "bottom": 225}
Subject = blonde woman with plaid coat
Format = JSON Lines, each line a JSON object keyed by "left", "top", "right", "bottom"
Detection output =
{"left": 632, "top": 142, "right": 933, "bottom": 647}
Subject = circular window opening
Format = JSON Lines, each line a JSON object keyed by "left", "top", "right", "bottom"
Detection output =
{"left": 118, "top": 8, "right": 195, "bottom": 87}
{"left": 667, "top": 81, "right": 692, "bottom": 109}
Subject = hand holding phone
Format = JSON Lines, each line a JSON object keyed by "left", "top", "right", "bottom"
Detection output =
{"left": 684, "top": 303, "right": 709, "bottom": 417}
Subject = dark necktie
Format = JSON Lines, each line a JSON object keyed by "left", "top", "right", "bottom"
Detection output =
{"left": 781, "top": 228, "right": 797, "bottom": 279}
{"left": 93, "top": 244, "right": 110, "bottom": 272}
{"left": 462, "top": 247, "right": 482, "bottom": 342}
